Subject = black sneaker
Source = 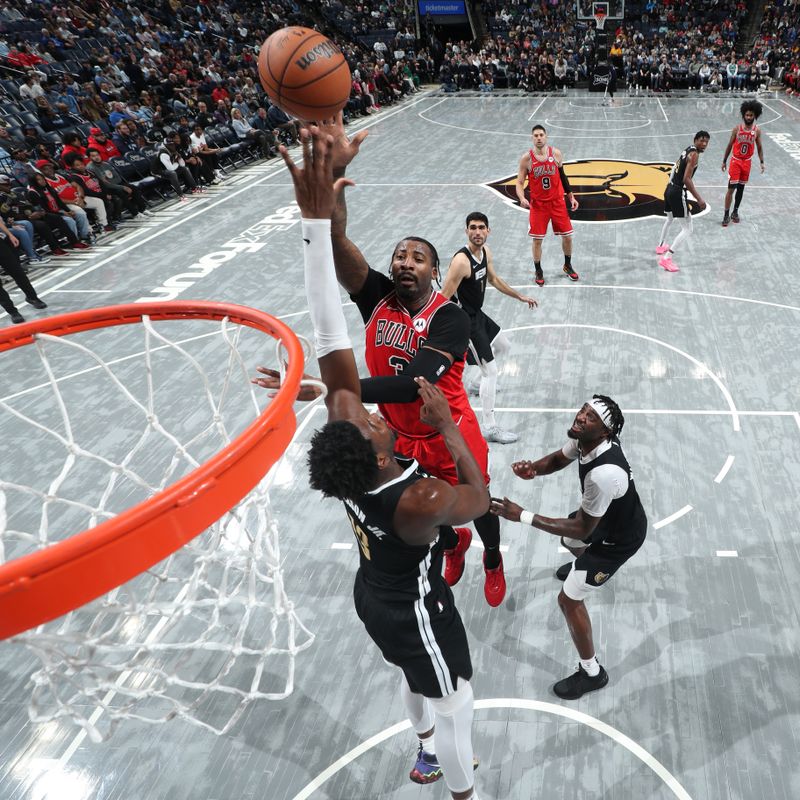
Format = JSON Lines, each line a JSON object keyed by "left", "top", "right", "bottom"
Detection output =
{"left": 555, "top": 562, "right": 572, "bottom": 581}
{"left": 731, "top": 210, "right": 740, "bottom": 223}
{"left": 10, "top": 310, "right": 25, "bottom": 324}
{"left": 26, "top": 297, "right": 47, "bottom": 309}
{"left": 535, "top": 267, "right": 545, "bottom": 287}
{"left": 722, "top": 212, "right": 730, "bottom": 227}
{"left": 563, "top": 264, "right": 579, "bottom": 281}
{"left": 553, "top": 665, "right": 609, "bottom": 700}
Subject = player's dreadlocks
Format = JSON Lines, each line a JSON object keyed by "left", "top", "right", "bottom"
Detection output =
{"left": 740, "top": 99, "right": 763, "bottom": 120}
{"left": 308, "top": 420, "right": 379, "bottom": 501}
{"left": 593, "top": 394, "right": 625, "bottom": 438}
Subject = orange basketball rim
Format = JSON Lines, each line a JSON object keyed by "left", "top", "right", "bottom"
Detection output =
{"left": 0, "top": 301, "right": 303, "bottom": 639}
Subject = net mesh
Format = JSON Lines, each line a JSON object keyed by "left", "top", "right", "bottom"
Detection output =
{"left": 0, "top": 313, "right": 317, "bottom": 742}
{"left": 594, "top": 12, "right": 607, "bottom": 29}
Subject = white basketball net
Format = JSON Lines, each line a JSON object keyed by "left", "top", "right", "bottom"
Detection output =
{"left": 595, "top": 12, "right": 606, "bottom": 30}
{"left": 0, "top": 314, "right": 318, "bottom": 742}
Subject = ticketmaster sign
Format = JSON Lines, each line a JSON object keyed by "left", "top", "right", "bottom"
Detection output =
{"left": 418, "top": 0, "right": 466, "bottom": 14}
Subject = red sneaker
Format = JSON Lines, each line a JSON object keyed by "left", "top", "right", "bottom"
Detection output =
{"left": 534, "top": 267, "right": 545, "bottom": 287}
{"left": 483, "top": 552, "right": 506, "bottom": 607}
{"left": 443, "top": 527, "right": 472, "bottom": 587}
{"left": 72, "top": 242, "right": 90, "bottom": 250}
{"left": 51, "top": 248, "right": 68, "bottom": 255}
{"left": 563, "top": 264, "right": 579, "bottom": 281}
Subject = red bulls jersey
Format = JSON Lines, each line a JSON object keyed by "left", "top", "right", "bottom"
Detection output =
{"left": 527, "top": 146, "right": 563, "bottom": 203}
{"left": 732, "top": 124, "right": 758, "bottom": 161}
{"left": 364, "top": 290, "right": 471, "bottom": 439}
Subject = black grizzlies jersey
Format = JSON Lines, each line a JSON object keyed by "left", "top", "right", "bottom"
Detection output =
{"left": 452, "top": 246, "right": 487, "bottom": 314}
{"left": 343, "top": 457, "right": 446, "bottom": 600}
{"left": 579, "top": 438, "right": 647, "bottom": 552}
{"left": 668, "top": 145, "right": 698, "bottom": 190}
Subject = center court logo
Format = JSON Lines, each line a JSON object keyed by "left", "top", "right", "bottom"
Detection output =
{"left": 485, "top": 159, "right": 704, "bottom": 223}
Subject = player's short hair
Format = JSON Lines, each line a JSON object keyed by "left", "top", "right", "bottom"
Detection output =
{"left": 308, "top": 420, "right": 379, "bottom": 501}
{"left": 393, "top": 236, "right": 440, "bottom": 272}
{"left": 694, "top": 130, "right": 711, "bottom": 141}
{"left": 465, "top": 211, "right": 489, "bottom": 228}
{"left": 740, "top": 99, "right": 763, "bottom": 119}
{"left": 532, "top": 124, "right": 546, "bottom": 134}
{"left": 593, "top": 393, "right": 625, "bottom": 437}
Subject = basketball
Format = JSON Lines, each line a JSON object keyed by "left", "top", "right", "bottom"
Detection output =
{"left": 258, "top": 27, "right": 351, "bottom": 122}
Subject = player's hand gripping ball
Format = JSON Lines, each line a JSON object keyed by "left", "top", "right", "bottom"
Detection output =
{"left": 258, "top": 27, "right": 352, "bottom": 122}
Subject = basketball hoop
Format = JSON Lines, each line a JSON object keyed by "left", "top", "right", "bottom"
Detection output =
{"left": 0, "top": 301, "right": 318, "bottom": 739}
{"left": 594, "top": 11, "right": 607, "bottom": 30}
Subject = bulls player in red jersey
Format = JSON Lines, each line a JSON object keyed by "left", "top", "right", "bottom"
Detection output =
{"left": 319, "top": 113, "right": 506, "bottom": 607}
{"left": 721, "top": 100, "right": 764, "bottom": 226}
{"left": 515, "top": 124, "right": 579, "bottom": 287}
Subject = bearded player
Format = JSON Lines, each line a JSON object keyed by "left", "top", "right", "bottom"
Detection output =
{"left": 515, "top": 124, "right": 580, "bottom": 287}
{"left": 721, "top": 100, "right": 764, "bottom": 227}
{"left": 320, "top": 113, "right": 507, "bottom": 607}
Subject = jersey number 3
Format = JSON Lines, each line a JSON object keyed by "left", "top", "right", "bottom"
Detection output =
{"left": 349, "top": 516, "right": 372, "bottom": 560}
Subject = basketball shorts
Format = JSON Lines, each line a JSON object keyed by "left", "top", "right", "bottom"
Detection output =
{"left": 663, "top": 184, "right": 689, "bottom": 218}
{"left": 562, "top": 516, "right": 647, "bottom": 602}
{"left": 728, "top": 157, "right": 752, "bottom": 185}
{"left": 354, "top": 571, "right": 472, "bottom": 698}
{"left": 466, "top": 310, "right": 501, "bottom": 366}
{"left": 394, "top": 410, "right": 490, "bottom": 487}
{"left": 529, "top": 198, "right": 573, "bottom": 239}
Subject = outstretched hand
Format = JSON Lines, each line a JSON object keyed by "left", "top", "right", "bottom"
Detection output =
{"left": 417, "top": 377, "right": 453, "bottom": 430}
{"left": 279, "top": 126, "right": 354, "bottom": 219}
{"left": 490, "top": 496, "right": 524, "bottom": 522}
{"left": 520, "top": 295, "right": 538, "bottom": 309}
{"left": 252, "top": 366, "right": 322, "bottom": 401}
{"left": 511, "top": 460, "right": 538, "bottom": 480}
{"left": 316, "top": 112, "right": 369, "bottom": 174}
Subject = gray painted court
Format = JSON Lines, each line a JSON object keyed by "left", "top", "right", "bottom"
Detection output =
{"left": 1, "top": 90, "right": 799, "bottom": 800}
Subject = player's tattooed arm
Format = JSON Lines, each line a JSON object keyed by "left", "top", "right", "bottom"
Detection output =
{"left": 756, "top": 128, "right": 765, "bottom": 172}
{"left": 683, "top": 153, "right": 705, "bottom": 209}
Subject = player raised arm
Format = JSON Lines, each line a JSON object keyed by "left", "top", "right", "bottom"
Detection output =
{"left": 439, "top": 250, "right": 471, "bottom": 299}
{"left": 395, "top": 377, "right": 489, "bottom": 543}
{"left": 316, "top": 113, "right": 371, "bottom": 295}
{"left": 515, "top": 152, "right": 531, "bottom": 208}
{"left": 485, "top": 246, "right": 538, "bottom": 308}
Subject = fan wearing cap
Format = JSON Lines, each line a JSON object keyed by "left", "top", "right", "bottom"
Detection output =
{"left": 490, "top": 395, "right": 647, "bottom": 700}
{"left": 87, "top": 128, "right": 121, "bottom": 162}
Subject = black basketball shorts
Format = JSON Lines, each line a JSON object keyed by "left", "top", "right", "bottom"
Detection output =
{"left": 466, "top": 310, "right": 501, "bottom": 366}
{"left": 663, "top": 184, "right": 689, "bottom": 218}
{"left": 353, "top": 573, "right": 472, "bottom": 698}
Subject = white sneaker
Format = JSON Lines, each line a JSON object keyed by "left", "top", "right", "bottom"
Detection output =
{"left": 484, "top": 426, "right": 518, "bottom": 444}
{"left": 141, "top": 209, "right": 155, "bottom": 217}
{"left": 214, "top": 170, "right": 226, "bottom": 181}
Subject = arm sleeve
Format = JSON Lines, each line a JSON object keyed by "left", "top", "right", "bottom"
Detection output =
{"left": 359, "top": 347, "right": 452, "bottom": 403}
{"left": 350, "top": 268, "right": 394, "bottom": 322}
{"left": 580, "top": 464, "right": 628, "bottom": 518}
{"left": 422, "top": 303, "right": 470, "bottom": 361}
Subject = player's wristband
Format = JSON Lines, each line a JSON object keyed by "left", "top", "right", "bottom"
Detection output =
{"left": 519, "top": 510, "right": 535, "bottom": 527}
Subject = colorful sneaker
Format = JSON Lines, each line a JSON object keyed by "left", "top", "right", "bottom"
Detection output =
{"left": 563, "top": 264, "right": 580, "bottom": 281}
{"left": 443, "top": 527, "right": 472, "bottom": 587}
{"left": 484, "top": 426, "right": 518, "bottom": 444}
{"left": 655, "top": 243, "right": 670, "bottom": 254}
{"left": 731, "top": 210, "right": 740, "bottom": 223}
{"left": 534, "top": 267, "right": 545, "bottom": 287}
{"left": 722, "top": 211, "right": 730, "bottom": 227}
{"left": 658, "top": 255, "right": 679, "bottom": 272}
{"left": 483, "top": 552, "right": 506, "bottom": 607}
{"left": 409, "top": 745, "right": 443, "bottom": 784}
{"left": 553, "top": 664, "right": 609, "bottom": 699}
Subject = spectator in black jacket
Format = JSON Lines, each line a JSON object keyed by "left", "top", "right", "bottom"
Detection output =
{"left": 85, "top": 148, "right": 152, "bottom": 218}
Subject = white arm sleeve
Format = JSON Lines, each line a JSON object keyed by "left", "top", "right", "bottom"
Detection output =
{"left": 302, "top": 218, "right": 352, "bottom": 357}
{"left": 581, "top": 464, "right": 628, "bottom": 518}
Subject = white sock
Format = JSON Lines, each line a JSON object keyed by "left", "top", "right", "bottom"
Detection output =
{"left": 479, "top": 359, "right": 498, "bottom": 429}
{"left": 580, "top": 655, "right": 601, "bottom": 677}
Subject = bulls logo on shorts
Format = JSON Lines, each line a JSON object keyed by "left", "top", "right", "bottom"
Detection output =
{"left": 485, "top": 159, "right": 709, "bottom": 223}
{"left": 413, "top": 317, "right": 427, "bottom": 333}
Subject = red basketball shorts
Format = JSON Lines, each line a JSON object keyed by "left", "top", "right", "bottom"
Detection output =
{"left": 728, "top": 157, "right": 752, "bottom": 185}
{"left": 529, "top": 199, "right": 573, "bottom": 239}
{"left": 394, "top": 412, "right": 490, "bottom": 487}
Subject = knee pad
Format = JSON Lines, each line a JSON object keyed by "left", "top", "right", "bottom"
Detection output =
{"left": 430, "top": 679, "right": 473, "bottom": 717}
{"left": 492, "top": 332, "right": 511, "bottom": 358}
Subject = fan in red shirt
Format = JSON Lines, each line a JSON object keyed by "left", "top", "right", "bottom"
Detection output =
{"left": 87, "top": 128, "right": 121, "bottom": 161}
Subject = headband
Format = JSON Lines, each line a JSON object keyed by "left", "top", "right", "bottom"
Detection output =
{"left": 587, "top": 398, "right": 613, "bottom": 430}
